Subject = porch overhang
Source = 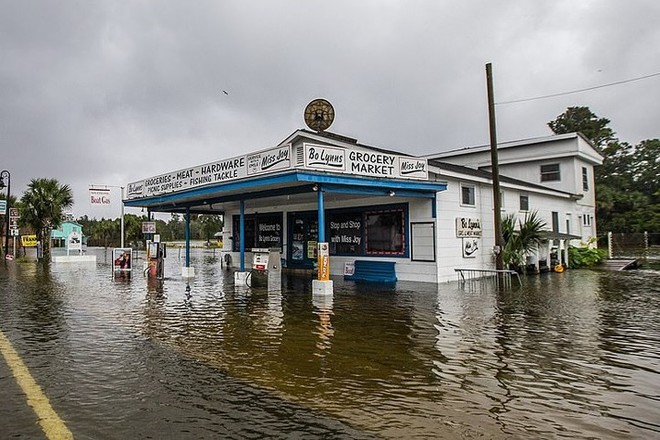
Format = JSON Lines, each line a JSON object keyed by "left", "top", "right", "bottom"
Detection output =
{"left": 540, "top": 231, "right": 582, "bottom": 241}
{"left": 123, "top": 170, "right": 447, "bottom": 215}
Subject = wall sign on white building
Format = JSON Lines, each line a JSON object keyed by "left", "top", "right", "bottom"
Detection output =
{"left": 462, "top": 238, "right": 480, "bottom": 258}
{"left": 399, "top": 158, "right": 428, "bottom": 180}
{"left": 303, "top": 143, "right": 428, "bottom": 180}
{"left": 344, "top": 261, "right": 355, "bottom": 276}
{"left": 247, "top": 145, "right": 291, "bottom": 175}
{"left": 456, "top": 217, "right": 482, "bottom": 237}
{"left": 304, "top": 144, "right": 346, "bottom": 171}
{"left": 127, "top": 145, "right": 293, "bottom": 199}
{"left": 127, "top": 141, "right": 431, "bottom": 200}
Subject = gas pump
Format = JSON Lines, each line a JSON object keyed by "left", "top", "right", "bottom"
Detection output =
{"left": 252, "top": 248, "right": 270, "bottom": 271}
{"left": 147, "top": 240, "right": 167, "bottom": 279}
{"left": 249, "top": 248, "right": 281, "bottom": 289}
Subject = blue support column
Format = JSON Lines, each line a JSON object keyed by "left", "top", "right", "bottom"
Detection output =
{"left": 317, "top": 186, "right": 325, "bottom": 242}
{"left": 239, "top": 199, "right": 245, "bottom": 272}
{"left": 185, "top": 208, "right": 191, "bottom": 268}
{"left": 312, "top": 184, "right": 333, "bottom": 295}
{"left": 181, "top": 208, "right": 195, "bottom": 278}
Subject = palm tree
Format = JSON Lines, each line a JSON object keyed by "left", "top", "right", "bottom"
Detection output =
{"left": 20, "top": 178, "right": 74, "bottom": 260}
{"left": 502, "top": 211, "right": 547, "bottom": 271}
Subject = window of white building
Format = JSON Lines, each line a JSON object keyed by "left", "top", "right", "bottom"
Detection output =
{"left": 460, "top": 185, "right": 475, "bottom": 206}
{"left": 519, "top": 194, "right": 529, "bottom": 211}
{"left": 541, "top": 163, "right": 561, "bottom": 182}
{"left": 582, "top": 167, "right": 589, "bottom": 191}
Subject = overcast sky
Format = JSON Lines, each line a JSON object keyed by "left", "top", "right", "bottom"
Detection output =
{"left": 1, "top": 0, "right": 658, "bottom": 219}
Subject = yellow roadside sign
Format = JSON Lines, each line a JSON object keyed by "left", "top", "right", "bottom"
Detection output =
{"left": 21, "top": 235, "right": 37, "bottom": 247}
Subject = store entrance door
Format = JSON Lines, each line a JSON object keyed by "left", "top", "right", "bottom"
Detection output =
{"left": 287, "top": 212, "right": 318, "bottom": 269}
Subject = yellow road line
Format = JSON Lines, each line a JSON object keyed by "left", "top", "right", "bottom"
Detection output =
{"left": 0, "top": 329, "right": 73, "bottom": 440}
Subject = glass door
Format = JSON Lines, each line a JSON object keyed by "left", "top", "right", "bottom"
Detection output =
{"left": 288, "top": 212, "right": 318, "bottom": 269}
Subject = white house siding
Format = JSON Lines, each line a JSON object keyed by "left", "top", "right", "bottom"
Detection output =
{"left": 432, "top": 168, "right": 598, "bottom": 282}
{"left": 218, "top": 131, "right": 601, "bottom": 285}
{"left": 435, "top": 180, "right": 496, "bottom": 283}
{"left": 431, "top": 134, "right": 602, "bottom": 202}
{"left": 430, "top": 133, "right": 602, "bottom": 249}
{"left": 221, "top": 196, "right": 440, "bottom": 284}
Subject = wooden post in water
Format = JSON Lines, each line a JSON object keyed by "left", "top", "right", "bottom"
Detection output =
{"left": 486, "top": 63, "right": 505, "bottom": 279}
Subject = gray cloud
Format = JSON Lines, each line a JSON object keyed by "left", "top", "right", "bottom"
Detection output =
{"left": 1, "top": 0, "right": 658, "bottom": 218}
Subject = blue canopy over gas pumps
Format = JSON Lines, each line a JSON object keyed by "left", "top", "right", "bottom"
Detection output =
{"left": 123, "top": 130, "right": 448, "bottom": 274}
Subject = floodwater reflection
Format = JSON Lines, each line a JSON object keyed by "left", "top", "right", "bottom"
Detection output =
{"left": 1, "top": 248, "right": 659, "bottom": 439}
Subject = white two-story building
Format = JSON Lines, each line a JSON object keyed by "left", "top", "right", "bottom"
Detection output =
{"left": 428, "top": 132, "right": 603, "bottom": 277}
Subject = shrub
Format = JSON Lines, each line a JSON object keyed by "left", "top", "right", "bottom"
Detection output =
{"left": 568, "top": 240, "right": 607, "bottom": 268}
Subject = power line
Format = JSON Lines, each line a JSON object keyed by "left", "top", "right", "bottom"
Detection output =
{"left": 496, "top": 70, "right": 660, "bottom": 105}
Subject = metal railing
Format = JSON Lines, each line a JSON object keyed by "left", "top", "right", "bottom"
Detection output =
{"left": 601, "top": 232, "right": 660, "bottom": 260}
{"left": 454, "top": 268, "right": 522, "bottom": 289}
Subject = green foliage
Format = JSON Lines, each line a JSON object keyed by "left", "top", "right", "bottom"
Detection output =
{"left": 502, "top": 211, "right": 547, "bottom": 270}
{"left": 77, "top": 213, "right": 223, "bottom": 248}
{"left": 568, "top": 240, "right": 607, "bottom": 268}
{"left": 549, "top": 106, "right": 660, "bottom": 233}
{"left": 196, "top": 214, "right": 224, "bottom": 242}
{"left": 19, "top": 178, "right": 74, "bottom": 258}
{"left": 548, "top": 106, "right": 616, "bottom": 148}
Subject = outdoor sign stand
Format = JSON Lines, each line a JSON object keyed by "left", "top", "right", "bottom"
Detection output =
{"left": 67, "top": 231, "right": 82, "bottom": 256}
{"left": 113, "top": 247, "right": 133, "bottom": 278}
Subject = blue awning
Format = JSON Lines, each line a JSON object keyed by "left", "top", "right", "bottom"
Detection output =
{"left": 124, "top": 170, "right": 447, "bottom": 214}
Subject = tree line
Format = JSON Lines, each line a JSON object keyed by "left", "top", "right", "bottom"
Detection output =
{"left": 548, "top": 106, "right": 659, "bottom": 233}
{"left": 2, "top": 106, "right": 655, "bottom": 261}
{"left": 77, "top": 213, "right": 223, "bottom": 248}
{"left": 1, "top": 177, "right": 222, "bottom": 259}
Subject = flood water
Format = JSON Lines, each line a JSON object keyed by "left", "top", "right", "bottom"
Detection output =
{"left": 1, "top": 248, "right": 659, "bottom": 439}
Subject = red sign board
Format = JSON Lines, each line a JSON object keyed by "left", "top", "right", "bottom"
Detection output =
{"left": 142, "top": 222, "right": 156, "bottom": 234}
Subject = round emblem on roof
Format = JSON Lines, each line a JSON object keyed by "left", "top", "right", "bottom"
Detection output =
{"left": 304, "top": 98, "right": 335, "bottom": 132}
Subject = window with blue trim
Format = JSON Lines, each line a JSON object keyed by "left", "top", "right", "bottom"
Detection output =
{"left": 365, "top": 207, "right": 406, "bottom": 256}
{"left": 328, "top": 212, "right": 363, "bottom": 255}
{"left": 232, "top": 212, "right": 283, "bottom": 252}
{"left": 327, "top": 204, "right": 408, "bottom": 257}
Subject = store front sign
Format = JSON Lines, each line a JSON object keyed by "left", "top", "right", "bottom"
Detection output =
{"left": 399, "top": 158, "right": 428, "bottom": 179}
{"left": 303, "top": 144, "right": 428, "bottom": 180}
{"left": 21, "top": 235, "right": 38, "bottom": 247}
{"left": 127, "top": 140, "right": 430, "bottom": 200}
{"left": 127, "top": 145, "right": 292, "bottom": 199}
{"left": 304, "top": 145, "right": 345, "bottom": 171}
{"left": 247, "top": 146, "right": 291, "bottom": 175}
{"left": 462, "top": 238, "right": 480, "bottom": 258}
{"left": 456, "top": 217, "right": 482, "bottom": 237}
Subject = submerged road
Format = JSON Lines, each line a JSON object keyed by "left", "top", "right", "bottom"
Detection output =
{"left": 2, "top": 248, "right": 660, "bottom": 439}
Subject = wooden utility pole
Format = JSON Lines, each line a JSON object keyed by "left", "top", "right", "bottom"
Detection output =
{"left": 486, "top": 63, "right": 505, "bottom": 272}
